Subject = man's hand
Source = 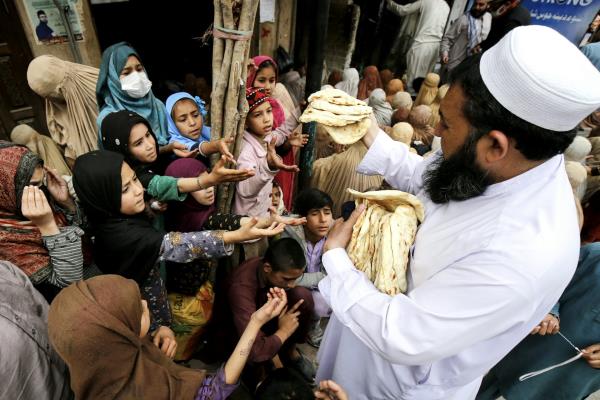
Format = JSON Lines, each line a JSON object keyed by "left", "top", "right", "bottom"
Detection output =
{"left": 267, "top": 137, "right": 300, "bottom": 172}
{"left": 442, "top": 53, "right": 449, "bottom": 64}
{"left": 315, "top": 380, "right": 349, "bottom": 400}
{"left": 583, "top": 344, "right": 600, "bottom": 369}
{"left": 152, "top": 326, "right": 177, "bottom": 359}
{"left": 21, "top": 186, "right": 59, "bottom": 236}
{"left": 362, "top": 114, "right": 380, "bottom": 148}
{"left": 530, "top": 314, "right": 560, "bottom": 335}
{"left": 324, "top": 204, "right": 365, "bottom": 252}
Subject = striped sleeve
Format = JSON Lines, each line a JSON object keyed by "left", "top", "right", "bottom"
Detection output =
{"left": 42, "top": 226, "right": 85, "bottom": 288}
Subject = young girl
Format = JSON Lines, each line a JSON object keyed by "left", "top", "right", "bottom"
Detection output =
{"left": 101, "top": 110, "right": 252, "bottom": 205}
{"left": 247, "top": 56, "right": 307, "bottom": 211}
{"left": 0, "top": 142, "right": 91, "bottom": 302}
{"left": 166, "top": 92, "right": 234, "bottom": 161}
{"left": 72, "top": 151, "right": 283, "bottom": 333}
{"left": 48, "top": 274, "right": 292, "bottom": 400}
{"left": 234, "top": 88, "right": 300, "bottom": 218}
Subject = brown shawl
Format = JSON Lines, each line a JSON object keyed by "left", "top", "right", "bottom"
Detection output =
{"left": 357, "top": 66, "right": 383, "bottom": 100}
{"left": 0, "top": 142, "right": 66, "bottom": 284}
{"left": 48, "top": 275, "right": 206, "bottom": 400}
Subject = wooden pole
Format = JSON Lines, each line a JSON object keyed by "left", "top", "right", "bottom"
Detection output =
{"left": 298, "top": 0, "right": 331, "bottom": 189}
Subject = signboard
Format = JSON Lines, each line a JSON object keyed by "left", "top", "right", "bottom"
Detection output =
{"left": 522, "top": 0, "right": 600, "bottom": 44}
{"left": 24, "top": 0, "right": 84, "bottom": 45}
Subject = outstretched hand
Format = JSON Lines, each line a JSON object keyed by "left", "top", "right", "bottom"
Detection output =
{"left": 238, "top": 217, "right": 286, "bottom": 241}
{"left": 269, "top": 206, "right": 306, "bottom": 226}
{"left": 324, "top": 204, "right": 365, "bottom": 252}
{"left": 208, "top": 155, "right": 255, "bottom": 185}
{"left": 315, "top": 380, "right": 349, "bottom": 400}
{"left": 267, "top": 137, "right": 300, "bottom": 172}
{"left": 251, "top": 287, "right": 289, "bottom": 326}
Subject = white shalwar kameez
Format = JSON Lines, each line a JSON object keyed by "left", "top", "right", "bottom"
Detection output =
{"left": 387, "top": 0, "right": 450, "bottom": 85}
{"left": 316, "top": 131, "right": 580, "bottom": 400}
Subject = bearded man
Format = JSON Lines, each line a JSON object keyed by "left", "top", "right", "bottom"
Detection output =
{"left": 315, "top": 26, "right": 600, "bottom": 400}
{"left": 481, "top": 0, "right": 530, "bottom": 51}
{"left": 440, "top": 0, "right": 492, "bottom": 83}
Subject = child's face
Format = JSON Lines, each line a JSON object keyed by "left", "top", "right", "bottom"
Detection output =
{"left": 304, "top": 206, "right": 333, "bottom": 240}
{"left": 191, "top": 186, "right": 215, "bottom": 206}
{"left": 172, "top": 99, "right": 204, "bottom": 140}
{"left": 246, "top": 101, "right": 273, "bottom": 137}
{"left": 128, "top": 123, "right": 157, "bottom": 164}
{"left": 139, "top": 299, "right": 150, "bottom": 338}
{"left": 119, "top": 162, "right": 145, "bottom": 215}
{"left": 120, "top": 55, "right": 144, "bottom": 79}
{"left": 271, "top": 185, "right": 281, "bottom": 208}
{"left": 253, "top": 66, "right": 277, "bottom": 96}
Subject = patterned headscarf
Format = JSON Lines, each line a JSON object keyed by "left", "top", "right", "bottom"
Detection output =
{"left": 0, "top": 142, "right": 66, "bottom": 283}
{"left": 246, "top": 87, "right": 270, "bottom": 112}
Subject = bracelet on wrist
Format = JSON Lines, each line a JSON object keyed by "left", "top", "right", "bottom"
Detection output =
{"left": 196, "top": 175, "right": 206, "bottom": 190}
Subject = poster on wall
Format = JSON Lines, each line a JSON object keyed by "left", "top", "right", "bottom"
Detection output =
{"left": 24, "top": 0, "right": 84, "bottom": 45}
{"left": 521, "top": 0, "right": 600, "bottom": 44}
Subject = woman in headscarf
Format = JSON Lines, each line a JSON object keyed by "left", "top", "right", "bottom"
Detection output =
{"left": 414, "top": 72, "right": 440, "bottom": 107}
{"left": 368, "top": 88, "right": 394, "bottom": 127}
{"left": 96, "top": 42, "right": 175, "bottom": 151}
{"left": 72, "top": 151, "right": 282, "bottom": 331}
{"left": 246, "top": 56, "right": 307, "bottom": 211}
{"left": 0, "top": 142, "right": 87, "bottom": 302}
{"left": 27, "top": 54, "right": 99, "bottom": 166}
{"left": 328, "top": 69, "right": 344, "bottom": 88}
{"left": 379, "top": 68, "right": 394, "bottom": 89}
{"left": 0, "top": 260, "right": 72, "bottom": 400}
{"left": 429, "top": 83, "right": 449, "bottom": 128}
{"left": 357, "top": 65, "right": 384, "bottom": 100}
{"left": 385, "top": 79, "right": 405, "bottom": 104}
{"left": 408, "top": 104, "right": 435, "bottom": 153}
{"left": 48, "top": 274, "right": 289, "bottom": 400}
{"left": 390, "top": 91, "right": 413, "bottom": 111}
{"left": 11, "top": 124, "right": 71, "bottom": 176}
{"left": 335, "top": 68, "right": 360, "bottom": 98}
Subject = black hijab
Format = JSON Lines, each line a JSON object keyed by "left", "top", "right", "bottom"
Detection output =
{"left": 100, "top": 110, "right": 165, "bottom": 187}
{"left": 73, "top": 150, "right": 164, "bottom": 284}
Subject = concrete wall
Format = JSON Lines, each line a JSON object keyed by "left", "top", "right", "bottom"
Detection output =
{"left": 14, "top": 0, "right": 102, "bottom": 67}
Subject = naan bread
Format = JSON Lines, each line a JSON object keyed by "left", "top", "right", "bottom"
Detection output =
{"left": 310, "top": 99, "right": 372, "bottom": 116}
{"left": 322, "top": 117, "right": 371, "bottom": 145}
{"left": 347, "top": 189, "right": 424, "bottom": 295}
{"left": 300, "top": 107, "right": 368, "bottom": 126}
{"left": 308, "top": 88, "right": 365, "bottom": 106}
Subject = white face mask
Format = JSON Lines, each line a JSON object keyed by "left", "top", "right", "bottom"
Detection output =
{"left": 120, "top": 71, "right": 152, "bottom": 98}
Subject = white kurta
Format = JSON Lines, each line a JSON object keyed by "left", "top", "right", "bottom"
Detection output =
{"left": 316, "top": 132, "right": 580, "bottom": 400}
{"left": 387, "top": 0, "right": 450, "bottom": 84}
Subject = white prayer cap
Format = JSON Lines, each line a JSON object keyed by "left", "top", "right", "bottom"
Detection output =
{"left": 480, "top": 25, "right": 600, "bottom": 132}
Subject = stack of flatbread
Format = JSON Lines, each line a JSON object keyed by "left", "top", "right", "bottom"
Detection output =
{"left": 300, "top": 88, "right": 373, "bottom": 145}
{"left": 346, "top": 189, "right": 425, "bottom": 295}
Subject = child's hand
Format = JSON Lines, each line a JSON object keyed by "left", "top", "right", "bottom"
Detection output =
{"left": 237, "top": 217, "right": 286, "bottom": 241}
{"left": 21, "top": 186, "right": 59, "bottom": 235}
{"left": 269, "top": 206, "right": 306, "bottom": 226}
{"left": 152, "top": 326, "right": 177, "bottom": 359}
{"left": 207, "top": 155, "right": 255, "bottom": 185}
{"left": 251, "top": 289, "right": 288, "bottom": 326}
{"left": 315, "top": 380, "right": 349, "bottom": 400}
{"left": 45, "top": 167, "right": 74, "bottom": 209}
{"left": 215, "top": 138, "right": 236, "bottom": 163}
{"left": 289, "top": 131, "right": 309, "bottom": 148}
{"left": 267, "top": 137, "right": 300, "bottom": 172}
{"left": 172, "top": 141, "right": 199, "bottom": 158}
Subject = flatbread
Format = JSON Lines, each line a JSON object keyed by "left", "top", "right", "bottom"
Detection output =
{"left": 310, "top": 99, "right": 372, "bottom": 116}
{"left": 322, "top": 117, "right": 371, "bottom": 145}
{"left": 308, "top": 88, "right": 365, "bottom": 106}
{"left": 347, "top": 189, "right": 425, "bottom": 222}
{"left": 300, "top": 107, "right": 368, "bottom": 126}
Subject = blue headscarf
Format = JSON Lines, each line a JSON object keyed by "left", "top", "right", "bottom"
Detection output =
{"left": 96, "top": 42, "right": 169, "bottom": 146}
{"left": 165, "top": 92, "right": 211, "bottom": 151}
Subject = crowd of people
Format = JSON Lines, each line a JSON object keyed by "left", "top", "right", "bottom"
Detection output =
{"left": 2, "top": 1, "right": 600, "bottom": 399}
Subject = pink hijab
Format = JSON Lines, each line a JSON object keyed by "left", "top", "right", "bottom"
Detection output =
{"left": 164, "top": 158, "right": 215, "bottom": 232}
{"left": 247, "top": 56, "right": 285, "bottom": 128}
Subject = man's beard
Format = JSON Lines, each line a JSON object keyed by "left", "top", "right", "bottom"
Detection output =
{"left": 423, "top": 131, "right": 494, "bottom": 204}
{"left": 470, "top": 8, "right": 485, "bottom": 18}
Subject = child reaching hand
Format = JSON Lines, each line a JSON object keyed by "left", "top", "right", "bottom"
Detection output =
{"left": 166, "top": 92, "right": 235, "bottom": 160}
{"left": 234, "top": 88, "right": 303, "bottom": 217}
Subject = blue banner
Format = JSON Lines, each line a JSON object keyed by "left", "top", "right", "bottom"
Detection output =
{"left": 521, "top": 0, "right": 600, "bottom": 44}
